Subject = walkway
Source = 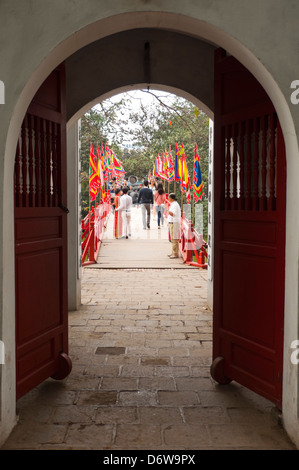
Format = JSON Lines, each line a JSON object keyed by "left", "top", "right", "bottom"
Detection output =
{"left": 2, "top": 206, "right": 295, "bottom": 450}
{"left": 96, "top": 205, "right": 193, "bottom": 268}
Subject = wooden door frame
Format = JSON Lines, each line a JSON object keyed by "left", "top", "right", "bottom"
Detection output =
{"left": 14, "top": 63, "right": 72, "bottom": 400}
{"left": 211, "top": 49, "right": 286, "bottom": 408}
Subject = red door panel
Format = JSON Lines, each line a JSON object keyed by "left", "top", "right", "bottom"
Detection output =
{"left": 14, "top": 64, "right": 72, "bottom": 399}
{"left": 211, "top": 49, "right": 286, "bottom": 408}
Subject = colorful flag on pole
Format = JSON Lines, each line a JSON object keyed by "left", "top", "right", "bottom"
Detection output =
{"left": 110, "top": 149, "right": 125, "bottom": 175}
{"left": 161, "top": 152, "right": 168, "bottom": 181}
{"left": 181, "top": 144, "right": 190, "bottom": 194}
{"left": 192, "top": 142, "right": 204, "bottom": 202}
{"left": 157, "top": 154, "right": 164, "bottom": 180}
{"left": 105, "top": 145, "right": 113, "bottom": 173}
{"left": 96, "top": 143, "right": 105, "bottom": 188}
{"left": 100, "top": 143, "right": 108, "bottom": 182}
{"left": 89, "top": 142, "right": 100, "bottom": 201}
{"left": 96, "top": 142, "right": 106, "bottom": 199}
{"left": 167, "top": 145, "right": 175, "bottom": 181}
{"left": 175, "top": 143, "right": 182, "bottom": 184}
{"left": 155, "top": 156, "right": 160, "bottom": 178}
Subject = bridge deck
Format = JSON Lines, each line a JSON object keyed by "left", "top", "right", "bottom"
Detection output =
{"left": 91, "top": 205, "right": 196, "bottom": 269}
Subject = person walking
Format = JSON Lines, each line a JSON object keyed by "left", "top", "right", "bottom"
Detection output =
{"left": 115, "top": 187, "right": 132, "bottom": 238}
{"left": 165, "top": 193, "right": 181, "bottom": 258}
{"left": 150, "top": 177, "right": 157, "bottom": 220}
{"left": 121, "top": 179, "right": 131, "bottom": 192}
{"left": 130, "top": 189, "right": 138, "bottom": 204}
{"left": 113, "top": 188, "right": 122, "bottom": 239}
{"left": 154, "top": 182, "right": 166, "bottom": 229}
{"left": 109, "top": 177, "right": 117, "bottom": 212}
{"left": 137, "top": 180, "right": 154, "bottom": 229}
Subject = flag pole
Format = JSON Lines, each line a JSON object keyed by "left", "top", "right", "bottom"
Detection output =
{"left": 192, "top": 152, "right": 195, "bottom": 226}
{"left": 88, "top": 143, "right": 91, "bottom": 234}
{"left": 181, "top": 145, "right": 184, "bottom": 211}
{"left": 192, "top": 188, "right": 195, "bottom": 226}
{"left": 89, "top": 191, "right": 91, "bottom": 235}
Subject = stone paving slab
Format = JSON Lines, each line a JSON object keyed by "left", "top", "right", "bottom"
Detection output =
{"left": 2, "top": 208, "right": 296, "bottom": 450}
{"left": 2, "top": 266, "right": 295, "bottom": 450}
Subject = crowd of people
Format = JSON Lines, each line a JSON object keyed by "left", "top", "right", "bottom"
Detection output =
{"left": 109, "top": 176, "right": 181, "bottom": 258}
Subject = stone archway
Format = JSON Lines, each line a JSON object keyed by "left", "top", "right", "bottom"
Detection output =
{"left": 2, "top": 10, "right": 298, "bottom": 447}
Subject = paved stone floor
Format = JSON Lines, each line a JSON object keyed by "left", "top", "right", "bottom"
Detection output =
{"left": 2, "top": 206, "right": 296, "bottom": 450}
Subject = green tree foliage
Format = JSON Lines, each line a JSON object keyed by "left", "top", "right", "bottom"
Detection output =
{"left": 121, "top": 148, "right": 152, "bottom": 180}
{"left": 79, "top": 91, "right": 210, "bottom": 237}
{"left": 80, "top": 104, "right": 124, "bottom": 217}
{"left": 80, "top": 109, "right": 106, "bottom": 216}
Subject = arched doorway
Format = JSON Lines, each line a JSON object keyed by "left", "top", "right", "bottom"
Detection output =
{"left": 3, "top": 11, "right": 297, "bottom": 445}
{"left": 14, "top": 42, "right": 286, "bottom": 409}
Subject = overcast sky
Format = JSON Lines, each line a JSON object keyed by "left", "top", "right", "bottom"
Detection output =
{"left": 98, "top": 88, "right": 178, "bottom": 147}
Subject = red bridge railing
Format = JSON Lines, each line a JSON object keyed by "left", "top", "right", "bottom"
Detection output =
{"left": 179, "top": 213, "right": 208, "bottom": 268}
{"left": 81, "top": 199, "right": 111, "bottom": 266}
{"left": 165, "top": 196, "right": 208, "bottom": 269}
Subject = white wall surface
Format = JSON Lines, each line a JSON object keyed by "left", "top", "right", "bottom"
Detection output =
{"left": 0, "top": 0, "right": 299, "bottom": 447}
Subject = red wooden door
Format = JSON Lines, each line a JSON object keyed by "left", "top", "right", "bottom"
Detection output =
{"left": 14, "top": 64, "right": 72, "bottom": 400}
{"left": 211, "top": 49, "right": 286, "bottom": 408}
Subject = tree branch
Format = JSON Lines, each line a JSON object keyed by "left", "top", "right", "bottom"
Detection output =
{"left": 140, "top": 89, "right": 197, "bottom": 134}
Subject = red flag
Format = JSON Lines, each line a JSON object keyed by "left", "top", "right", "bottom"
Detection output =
{"left": 89, "top": 143, "right": 100, "bottom": 201}
{"left": 192, "top": 142, "right": 204, "bottom": 202}
{"left": 175, "top": 143, "right": 182, "bottom": 183}
{"left": 157, "top": 154, "right": 164, "bottom": 179}
{"left": 161, "top": 152, "right": 168, "bottom": 180}
{"left": 96, "top": 142, "right": 105, "bottom": 188}
{"left": 100, "top": 142, "right": 108, "bottom": 182}
{"left": 181, "top": 144, "right": 191, "bottom": 193}
{"left": 167, "top": 145, "right": 175, "bottom": 181}
{"left": 154, "top": 157, "right": 159, "bottom": 178}
{"left": 105, "top": 144, "right": 113, "bottom": 174}
{"left": 110, "top": 149, "right": 125, "bottom": 175}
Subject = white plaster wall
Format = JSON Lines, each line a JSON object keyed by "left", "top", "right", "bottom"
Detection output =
{"left": 0, "top": 81, "right": 4, "bottom": 105}
{"left": 0, "top": 0, "right": 299, "bottom": 447}
{"left": 207, "top": 120, "right": 214, "bottom": 311}
{"left": 67, "top": 120, "right": 82, "bottom": 311}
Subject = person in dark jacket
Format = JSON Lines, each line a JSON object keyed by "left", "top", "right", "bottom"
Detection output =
{"left": 137, "top": 180, "right": 154, "bottom": 229}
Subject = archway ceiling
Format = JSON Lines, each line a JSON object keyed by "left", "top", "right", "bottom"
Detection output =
{"left": 65, "top": 28, "right": 216, "bottom": 120}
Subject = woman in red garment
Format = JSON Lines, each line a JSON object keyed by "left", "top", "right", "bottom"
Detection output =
{"left": 113, "top": 188, "right": 122, "bottom": 238}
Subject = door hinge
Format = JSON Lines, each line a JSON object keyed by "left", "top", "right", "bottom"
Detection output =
{"left": 59, "top": 204, "right": 69, "bottom": 213}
